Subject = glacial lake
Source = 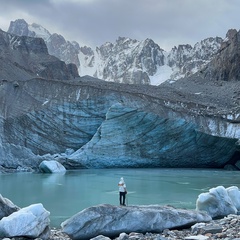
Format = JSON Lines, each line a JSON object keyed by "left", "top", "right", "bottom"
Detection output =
{"left": 0, "top": 168, "right": 240, "bottom": 227}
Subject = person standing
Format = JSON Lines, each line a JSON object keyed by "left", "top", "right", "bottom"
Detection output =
{"left": 118, "top": 177, "right": 127, "bottom": 206}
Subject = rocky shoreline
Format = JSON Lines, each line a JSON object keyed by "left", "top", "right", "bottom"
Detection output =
{"left": 1, "top": 185, "right": 240, "bottom": 240}
{"left": 47, "top": 214, "right": 240, "bottom": 240}
{"left": 0, "top": 211, "right": 239, "bottom": 240}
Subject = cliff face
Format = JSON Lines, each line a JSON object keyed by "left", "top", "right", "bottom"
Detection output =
{"left": 0, "top": 76, "right": 239, "bottom": 171}
{"left": 0, "top": 29, "right": 79, "bottom": 81}
{"left": 8, "top": 19, "right": 80, "bottom": 68}
{"left": 202, "top": 29, "right": 240, "bottom": 81}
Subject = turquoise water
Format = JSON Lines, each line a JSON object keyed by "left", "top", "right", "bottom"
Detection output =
{"left": 0, "top": 168, "right": 239, "bottom": 227}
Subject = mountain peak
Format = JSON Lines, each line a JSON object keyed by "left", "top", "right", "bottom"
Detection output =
{"left": 8, "top": 19, "right": 31, "bottom": 37}
{"left": 8, "top": 19, "right": 80, "bottom": 68}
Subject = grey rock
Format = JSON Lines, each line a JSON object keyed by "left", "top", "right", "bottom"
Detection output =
{"left": 47, "top": 33, "right": 80, "bottom": 68}
{"left": 39, "top": 160, "right": 66, "bottom": 173}
{"left": 61, "top": 204, "right": 211, "bottom": 240}
{"left": 0, "top": 194, "right": 20, "bottom": 220}
{"left": 167, "top": 37, "right": 222, "bottom": 80}
{"left": 191, "top": 222, "right": 207, "bottom": 234}
{"left": 0, "top": 29, "right": 79, "bottom": 81}
{"left": 191, "top": 222, "right": 222, "bottom": 234}
{"left": 202, "top": 29, "right": 240, "bottom": 81}
{"left": 0, "top": 203, "right": 50, "bottom": 239}
{"left": 8, "top": 19, "right": 80, "bottom": 68}
{"left": 200, "top": 224, "right": 223, "bottom": 234}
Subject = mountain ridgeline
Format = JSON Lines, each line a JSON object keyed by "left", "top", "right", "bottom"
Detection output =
{"left": 0, "top": 19, "right": 239, "bottom": 172}
{"left": 8, "top": 19, "right": 223, "bottom": 85}
{"left": 0, "top": 29, "right": 79, "bottom": 81}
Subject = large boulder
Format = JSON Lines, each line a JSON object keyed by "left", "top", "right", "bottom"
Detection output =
{"left": 0, "top": 203, "right": 50, "bottom": 239}
{"left": 0, "top": 194, "right": 20, "bottom": 220}
{"left": 196, "top": 186, "right": 238, "bottom": 218}
{"left": 39, "top": 160, "right": 66, "bottom": 173}
{"left": 226, "top": 186, "right": 240, "bottom": 210}
{"left": 61, "top": 204, "right": 211, "bottom": 239}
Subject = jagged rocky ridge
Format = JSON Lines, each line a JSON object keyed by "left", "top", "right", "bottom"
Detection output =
{"left": 0, "top": 29, "right": 79, "bottom": 81}
{"left": 202, "top": 29, "right": 240, "bottom": 81}
{"left": 8, "top": 19, "right": 80, "bottom": 68}
{"left": 8, "top": 19, "right": 223, "bottom": 85}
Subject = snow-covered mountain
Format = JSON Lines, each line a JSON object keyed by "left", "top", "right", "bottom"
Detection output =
{"left": 79, "top": 36, "right": 223, "bottom": 85}
{"left": 8, "top": 19, "right": 223, "bottom": 85}
{"left": 79, "top": 37, "right": 165, "bottom": 85}
{"left": 8, "top": 19, "right": 80, "bottom": 68}
{"left": 166, "top": 37, "right": 223, "bottom": 80}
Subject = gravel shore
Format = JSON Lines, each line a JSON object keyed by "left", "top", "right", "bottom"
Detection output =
{"left": 48, "top": 214, "right": 240, "bottom": 240}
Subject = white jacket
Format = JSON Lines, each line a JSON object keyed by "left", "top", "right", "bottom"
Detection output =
{"left": 118, "top": 179, "right": 126, "bottom": 192}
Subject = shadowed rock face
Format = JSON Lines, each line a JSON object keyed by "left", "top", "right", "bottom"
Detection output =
{"left": 8, "top": 19, "right": 80, "bottom": 69}
{"left": 203, "top": 29, "right": 240, "bottom": 81}
{"left": 0, "top": 29, "right": 79, "bottom": 81}
{"left": 0, "top": 77, "right": 239, "bottom": 171}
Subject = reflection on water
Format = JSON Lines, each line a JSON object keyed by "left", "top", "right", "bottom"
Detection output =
{"left": 0, "top": 168, "right": 239, "bottom": 227}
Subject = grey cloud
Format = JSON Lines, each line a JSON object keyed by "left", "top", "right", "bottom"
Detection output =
{"left": 0, "top": 0, "right": 240, "bottom": 50}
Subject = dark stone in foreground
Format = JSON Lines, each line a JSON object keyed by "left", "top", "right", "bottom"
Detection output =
{"left": 0, "top": 194, "right": 20, "bottom": 220}
{"left": 61, "top": 204, "right": 211, "bottom": 240}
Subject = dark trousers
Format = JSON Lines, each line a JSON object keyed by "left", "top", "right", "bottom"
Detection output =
{"left": 119, "top": 191, "right": 126, "bottom": 205}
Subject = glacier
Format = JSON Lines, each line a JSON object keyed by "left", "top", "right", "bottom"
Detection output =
{"left": 0, "top": 77, "right": 239, "bottom": 172}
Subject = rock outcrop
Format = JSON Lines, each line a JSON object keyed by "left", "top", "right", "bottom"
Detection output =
{"left": 0, "top": 194, "right": 20, "bottom": 220}
{"left": 61, "top": 204, "right": 211, "bottom": 239}
{"left": 8, "top": 19, "right": 80, "bottom": 68}
{"left": 167, "top": 37, "right": 222, "bottom": 79}
{"left": 0, "top": 29, "right": 79, "bottom": 81}
{"left": 202, "top": 29, "right": 240, "bottom": 81}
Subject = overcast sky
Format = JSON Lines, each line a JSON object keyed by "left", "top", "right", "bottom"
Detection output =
{"left": 0, "top": 0, "right": 239, "bottom": 51}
